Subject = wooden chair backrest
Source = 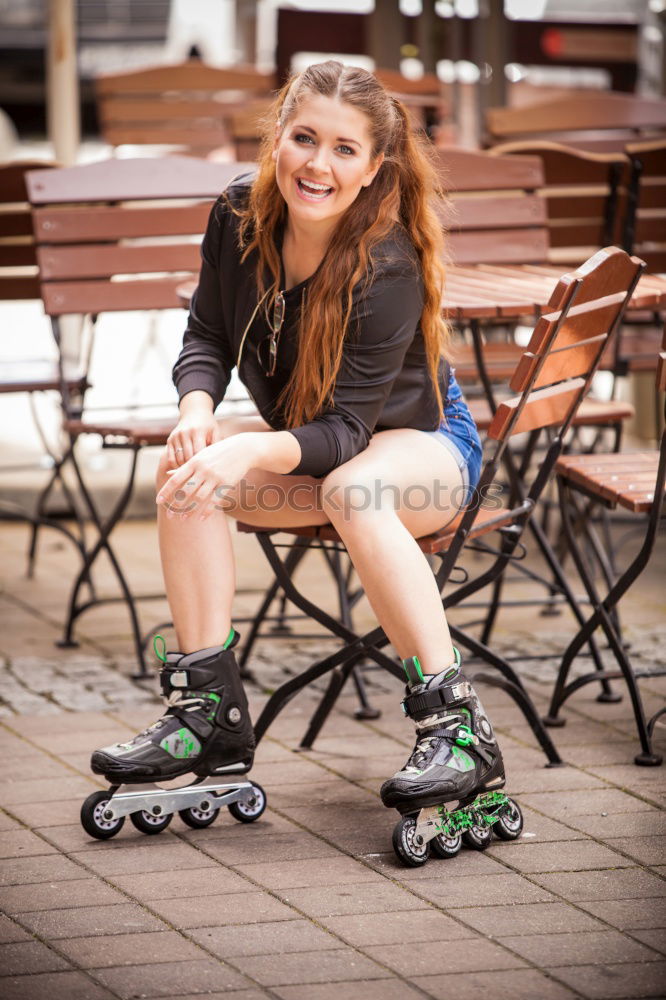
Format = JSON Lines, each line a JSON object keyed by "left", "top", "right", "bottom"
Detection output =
{"left": 485, "top": 92, "right": 666, "bottom": 152}
{"left": 374, "top": 68, "right": 444, "bottom": 97}
{"left": 489, "top": 141, "right": 629, "bottom": 265}
{"left": 434, "top": 147, "right": 549, "bottom": 265}
{"left": 25, "top": 157, "right": 255, "bottom": 316}
{"left": 487, "top": 247, "right": 644, "bottom": 445}
{"left": 623, "top": 139, "right": 666, "bottom": 273}
{"left": 95, "top": 60, "right": 276, "bottom": 152}
{"left": 0, "top": 161, "right": 56, "bottom": 300}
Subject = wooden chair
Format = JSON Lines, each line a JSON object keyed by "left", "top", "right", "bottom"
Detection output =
{"left": 436, "top": 147, "right": 634, "bottom": 441}
{"left": 623, "top": 138, "right": 666, "bottom": 276}
{"left": 238, "top": 247, "right": 644, "bottom": 760}
{"left": 374, "top": 68, "right": 447, "bottom": 136}
{"left": 95, "top": 59, "right": 275, "bottom": 157}
{"left": 0, "top": 161, "right": 90, "bottom": 571}
{"left": 546, "top": 330, "right": 666, "bottom": 766}
{"left": 488, "top": 141, "right": 629, "bottom": 267}
{"left": 485, "top": 91, "right": 666, "bottom": 153}
{"left": 25, "top": 156, "right": 254, "bottom": 675}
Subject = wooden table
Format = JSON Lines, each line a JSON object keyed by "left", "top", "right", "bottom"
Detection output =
{"left": 177, "top": 262, "right": 666, "bottom": 376}
{"left": 178, "top": 262, "right": 666, "bottom": 323}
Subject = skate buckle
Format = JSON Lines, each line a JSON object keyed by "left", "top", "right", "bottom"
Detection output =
{"left": 455, "top": 724, "right": 478, "bottom": 747}
{"left": 169, "top": 670, "right": 189, "bottom": 689}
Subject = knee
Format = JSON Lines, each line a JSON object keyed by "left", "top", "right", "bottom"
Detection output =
{"left": 321, "top": 466, "right": 393, "bottom": 527}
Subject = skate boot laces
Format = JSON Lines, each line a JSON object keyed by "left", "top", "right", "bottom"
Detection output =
{"left": 127, "top": 691, "right": 207, "bottom": 744}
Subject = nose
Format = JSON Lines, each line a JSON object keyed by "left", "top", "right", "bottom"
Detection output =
{"left": 306, "top": 146, "right": 330, "bottom": 173}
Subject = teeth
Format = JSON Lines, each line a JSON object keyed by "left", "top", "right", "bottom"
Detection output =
{"left": 299, "top": 179, "right": 331, "bottom": 193}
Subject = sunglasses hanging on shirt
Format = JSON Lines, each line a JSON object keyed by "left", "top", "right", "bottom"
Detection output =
{"left": 256, "top": 290, "right": 286, "bottom": 377}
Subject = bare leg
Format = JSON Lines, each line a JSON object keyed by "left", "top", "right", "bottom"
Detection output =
{"left": 157, "top": 414, "right": 327, "bottom": 653}
{"left": 321, "top": 428, "right": 465, "bottom": 674}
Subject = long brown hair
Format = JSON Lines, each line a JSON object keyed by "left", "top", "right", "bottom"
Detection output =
{"left": 235, "top": 60, "right": 448, "bottom": 427}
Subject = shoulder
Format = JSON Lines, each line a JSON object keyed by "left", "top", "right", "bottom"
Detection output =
{"left": 371, "top": 224, "right": 421, "bottom": 275}
{"left": 211, "top": 170, "right": 257, "bottom": 226}
{"left": 360, "top": 224, "right": 423, "bottom": 301}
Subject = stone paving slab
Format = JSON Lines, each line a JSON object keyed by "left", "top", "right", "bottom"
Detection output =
{"left": 1, "top": 518, "right": 665, "bottom": 998}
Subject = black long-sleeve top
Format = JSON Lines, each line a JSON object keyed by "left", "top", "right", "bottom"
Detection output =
{"left": 173, "top": 174, "right": 450, "bottom": 478}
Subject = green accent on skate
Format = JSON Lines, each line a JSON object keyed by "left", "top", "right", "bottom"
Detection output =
{"left": 449, "top": 745, "right": 475, "bottom": 771}
{"left": 402, "top": 656, "right": 425, "bottom": 685}
{"left": 153, "top": 634, "right": 167, "bottom": 663}
{"left": 444, "top": 666, "right": 457, "bottom": 680}
{"left": 203, "top": 691, "right": 221, "bottom": 722}
{"left": 159, "top": 727, "right": 202, "bottom": 759}
{"left": 435, "top": 791, "right": 510, "bottom": 837}
{"left": 455, "top": 724, "right": 475, "bottom": 747}
{"left": 222, "top": 627, "right": 236, "bottom": 650}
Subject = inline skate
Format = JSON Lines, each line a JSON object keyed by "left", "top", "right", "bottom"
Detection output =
{"left": 381, "top": 649, "right": 523, "bottom": 867}
{"left": 80, "top": 631, "right": 266, "bottom": 839}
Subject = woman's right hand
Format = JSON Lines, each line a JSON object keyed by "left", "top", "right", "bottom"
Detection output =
{"left": 167, "top": 392, "right": 219, "bottom": 467}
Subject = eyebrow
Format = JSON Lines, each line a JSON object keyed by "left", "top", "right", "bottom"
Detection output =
{"left": 292, "top": 124, "right": 362, "bottom": 148}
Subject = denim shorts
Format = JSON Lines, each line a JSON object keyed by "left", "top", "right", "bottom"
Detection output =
{"left": 424, "top": 370, "right": 483, "bottom": 494}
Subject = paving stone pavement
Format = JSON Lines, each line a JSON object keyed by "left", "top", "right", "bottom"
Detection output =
{"left": 1, "top": 518, "right": 665, "bottom": 999}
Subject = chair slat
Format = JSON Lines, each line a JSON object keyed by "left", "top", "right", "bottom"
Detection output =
{"left": 449, "top": 228, "right": 550, "bottom": 266}
{"left": 99, "top": 97, "right": 249, "bottom": 122}
{"left": 435, "top": 148, "right": 544, "bottom": 191}
{"left": 37, "top": 243, "right": 201, "bottom": 280}
{"left": 445, "top": 194, "right": 546, "bottom": 231}
{"left": 488, "top": 379, "right": 586, "bottom": 440}
{"left": 27, "top": 157, "right": 252, "bottom": 204}
{"left": 95, "top": 60, "right": 275, "bottom": 95}
{"left": 42, "top": 277, "right": 190, "bottom": 315}
{"left": 487, "top": 92, "right": 666, "bottom": 140}
{"left": 103, "top": 125, "right": 228, "bottom": 148}
{"left": 32, "top": 203, "right": 214, "bottom": 243}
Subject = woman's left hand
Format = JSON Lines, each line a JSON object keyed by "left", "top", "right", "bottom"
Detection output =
{"left": 157, "top": 434, "right": 256, "bottom": 521}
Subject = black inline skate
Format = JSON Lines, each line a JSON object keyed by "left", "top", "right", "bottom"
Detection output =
{"left": 381, "top": 649, "right": 523, "bottom": 867}
{"left": 80, "top": 631, "right": 266, "bottom": 840}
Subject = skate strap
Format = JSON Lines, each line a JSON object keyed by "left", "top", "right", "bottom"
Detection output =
{"left": 402, "top": 678, "right": 472, "bottom": 720}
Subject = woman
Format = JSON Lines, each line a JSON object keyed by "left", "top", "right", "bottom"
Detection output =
{"left": 91, "top": 61, "right": 504, "bottom": 824}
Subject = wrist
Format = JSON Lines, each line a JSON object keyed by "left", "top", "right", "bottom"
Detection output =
{"left": 179, "top": 390, "right": 214, "bottom": 419}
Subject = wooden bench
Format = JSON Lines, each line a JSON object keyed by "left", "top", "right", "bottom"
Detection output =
{"left": 0, "top": 160, "right": 91, "bottom": 571}
{"left": 95, "top": 59, "right": 275, "bottom": 157}
{"left": 485, "top": 91, "right": 666, "bottom": 153}
{"left": 26, "top": 156, "right": 254, "bottom": 675}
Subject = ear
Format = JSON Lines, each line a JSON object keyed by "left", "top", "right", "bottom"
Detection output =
{"left": 362, "top": 151, "right": 384, "bottom": 188}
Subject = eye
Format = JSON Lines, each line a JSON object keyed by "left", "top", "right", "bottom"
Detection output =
{"left": 294, "top": 133, "right": 315, "bottom": 144}
{"left": 337, "top": 144, "right": 355, "bottom": 156}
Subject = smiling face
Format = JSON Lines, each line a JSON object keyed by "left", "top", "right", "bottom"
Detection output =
{"left": 273, "top": 93, "right": 383, "bottom": 235}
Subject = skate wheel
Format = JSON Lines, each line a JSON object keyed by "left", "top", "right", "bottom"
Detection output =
{"left": 494, "top": 798, "right": 524, "bottom": 841}
{"left": 130, "top": 810, "right": 173, "bottom": 835}
{"left": 81, "top": 790, "right": 125, "bottom": 840}
{"left": 179, "top": 803, "right": 220, "bottom": 829}
{"left": 228, "top": 782, "right": 266, "bottom": 823}
{"left": 392, "top": 816, "right": 430, "bottom": 867}
{"left": 431, "top": 830, "right": 462, "bottom": 859}
{"left": 462, "top": 820, "right": 492, "bottom": 851}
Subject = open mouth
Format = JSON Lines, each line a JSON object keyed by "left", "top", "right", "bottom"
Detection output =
{"left": 296, "top": 177, "right": 334, "bottom": 201}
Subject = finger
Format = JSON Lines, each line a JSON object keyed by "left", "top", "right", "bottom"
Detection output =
{"left": 169, "top": 436, "right": 187, "bottom": 467}
{"left": 192, "top": 430, "right": 207, "bottom": 455}
{"left": 158, "top": 462, "right": 196, "bottom": 512}
{"left": 178, "top": 435, "right": 194, "bottom": 465}
{"left": 192, "top": 480, "right": 218, "bottom": 520}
